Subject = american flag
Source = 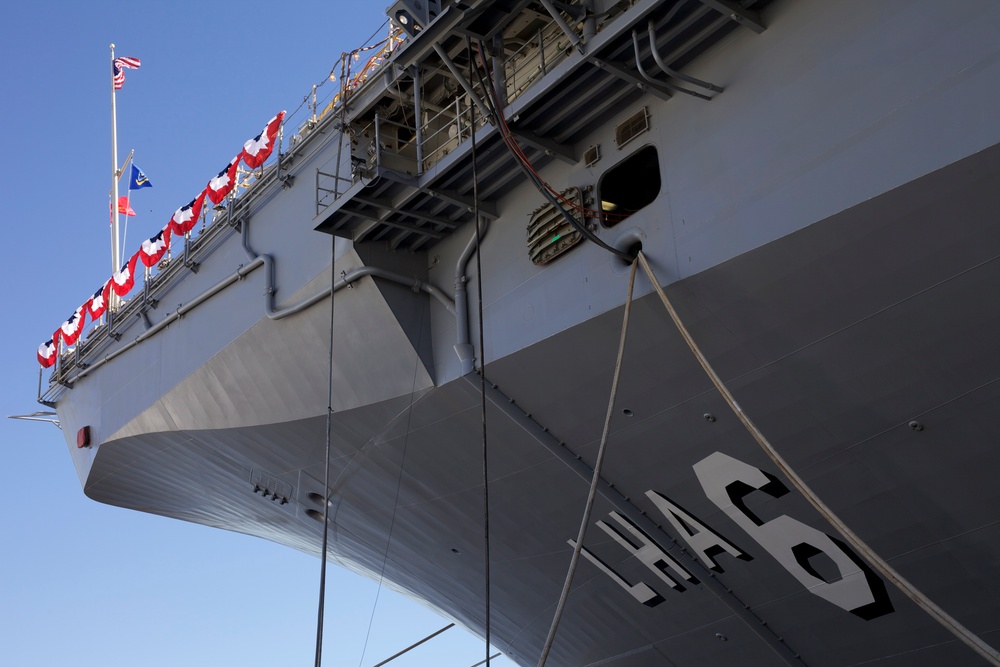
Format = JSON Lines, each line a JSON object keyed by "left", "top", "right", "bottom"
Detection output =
{"left": 113, "top": 56, "right": 141, "bottom": 90}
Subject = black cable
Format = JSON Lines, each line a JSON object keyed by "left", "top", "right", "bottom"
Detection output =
{"left": 360, "top": 18, "right": 391, "bottom": 51}
{"left": 314, "top": 231, "right": 336, "bottom": 667}
{"left": 357, "top": 289, "right": 428, "bottom": 667}
{"left": 473, "top": 41, "right": 632, "bottom": 263}
{"left": 468, "top": 37, "right": 493, "bottom": 667}
{"left": 314, "top": 55, "right": 355, "bottom": 665}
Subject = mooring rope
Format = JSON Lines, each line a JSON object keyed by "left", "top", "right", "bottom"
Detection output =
{"left": 536, "top": 258, "right": 638, "bottom": 667}
{"left": 635, "top": 250, "right": 1000, "bottom": 666}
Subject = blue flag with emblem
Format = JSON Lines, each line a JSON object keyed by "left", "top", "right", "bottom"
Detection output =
{"left": 130, "top": 163, "right": 152, "bottom": 190}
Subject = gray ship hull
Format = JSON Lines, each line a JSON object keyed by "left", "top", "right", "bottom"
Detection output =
{"left": 45, "top": 0, "right": 1000, "bottom": 664}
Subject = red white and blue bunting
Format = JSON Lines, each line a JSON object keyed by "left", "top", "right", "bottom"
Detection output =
{"left": 38, "top": 111, "right": 285, "bottom": 366}
{"left": 207, "top": 155, "right": 241, "bottom": 205}
{"left": 110, "top": 252, "right": 141, "bottom": 297}
{"left": 167, "top": 190, "right": 208, "bottom": 237}
{"left": 57, "top": 306, "right": 87, "bottom": 347}
{"left": 87, "top": 282, "right": 111, "bottom": 321}
{"left": 242, "top": 111, "right": 285, "bottom": 169}
{"left": 139, "top": 228, "right": 171, "bottom": 267}
{"left": 38, "top": 338, "right": 57, "bottom": 368}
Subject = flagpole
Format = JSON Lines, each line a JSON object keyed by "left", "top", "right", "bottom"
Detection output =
{"left": 123, "top": 152, "right": 133, "bottom": 255}
{"left": 110, "top": 44, "right": 121, "bottom": 310}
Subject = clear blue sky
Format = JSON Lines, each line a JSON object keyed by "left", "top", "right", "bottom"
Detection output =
{"left": 1, "top": 2, "right": 516, "bottom": 665}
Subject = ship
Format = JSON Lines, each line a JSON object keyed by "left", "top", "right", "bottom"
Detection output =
{"left": 37, "top": 0, "right": 1000, "bottom": 664}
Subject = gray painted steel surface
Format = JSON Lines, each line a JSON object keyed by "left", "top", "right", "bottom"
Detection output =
{"left": 46, "top": 0, "right": 1000, "bottom": 664}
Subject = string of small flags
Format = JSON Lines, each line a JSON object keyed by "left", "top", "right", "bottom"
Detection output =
{"left": 38, "top": 111, "right": 285, "bottom": 368}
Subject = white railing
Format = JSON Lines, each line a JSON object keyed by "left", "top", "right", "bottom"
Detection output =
{"left": 503, "top": 16, "right": 573, "bottom": 105}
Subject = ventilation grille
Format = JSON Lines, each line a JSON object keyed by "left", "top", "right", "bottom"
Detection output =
{"left": 615, "top": 107, "right": 650, "bottom": 148}
{"left": 527, "top": 187, "right": 585, "bottom": 266}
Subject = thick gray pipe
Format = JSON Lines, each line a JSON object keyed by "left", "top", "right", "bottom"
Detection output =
{"left": 69, "top": 257, "right": 266, "bottom": 384}
{"left": 238, "top": 214, "right": 454, "bottom": 319}
{"left": 538, "top": 0, "right": 583, "bottom": 52}
{"left": 453, "top": 215, "right": 489, "bottom": 375}
{"left": 68, "top": 213, "right": 455, "bottom": 385}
